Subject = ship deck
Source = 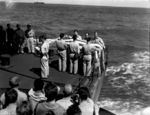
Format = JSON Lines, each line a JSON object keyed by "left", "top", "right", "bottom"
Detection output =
{"left": 0, "top": 53, "right": 84, "bottom": 91}
{"left": 0, "top": 48, "right": 115, "bottom": 115}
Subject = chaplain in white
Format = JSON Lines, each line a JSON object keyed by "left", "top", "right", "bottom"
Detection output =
{"left": 40, "top": 35, "right": 50, "bottom": 78}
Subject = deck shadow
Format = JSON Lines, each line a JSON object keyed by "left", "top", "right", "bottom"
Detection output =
{"left": 49, "top": 60, "right": 58, "bottom": 70}
{"left": 29, "top": 68, "right": 41, "bottom": 76}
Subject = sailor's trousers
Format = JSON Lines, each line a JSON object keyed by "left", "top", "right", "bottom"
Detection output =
{"left": 83, "top": 55, "right": 92, "bottom": 76}
{"left": 69, "top": 53, "right": 78, "bottom": 74}
{"left": 41, "top": 55, "right": 49, "bottom": 78}
{"left": 58, "top": 50, "right": 67, "bottom": 72}
{"left": 27, "top": 37, "right": 35, "bottom": 53}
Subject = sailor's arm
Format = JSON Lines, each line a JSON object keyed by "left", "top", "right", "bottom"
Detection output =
{"left": 98, "top": 38, "right": 105, "bottom": 48}
{"left": 101, "top": 49, "right": 105, "bottom": 70}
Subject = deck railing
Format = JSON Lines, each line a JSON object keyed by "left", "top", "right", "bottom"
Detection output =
{"left": 72, "top": 46, "right": 108, "bottom": 102}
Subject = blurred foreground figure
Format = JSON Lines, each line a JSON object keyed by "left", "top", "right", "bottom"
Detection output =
{"left": 0, "top": 76, "right": 27, "bottom": 107}
{"left": 16, "top": 101, "right": 33, "bottom": 115}
{"left": 40, "top": 35, "right": 49, "bottom": 78}
{"left": 0, "top": 89, "right": 18, "bottom": 115}
{"left": 56, "top": 33, "right": 68, "bottom": 72}
{"left": 66, "top": 93, "right": 81, "bottom": 115}
{"left": 67, "top": 105, "right": 81, "bottom": 115}
{"left": 28, "top": 79, "right": 46, "bottom": 112}
{"left": 35, "top": 82, "right": 65, "bottom": 115}
{"left": 56, "top": 84, "right": 73, "bottom": 110}
{"left": 78, "top": 87, "right": 94, "bottom": 115}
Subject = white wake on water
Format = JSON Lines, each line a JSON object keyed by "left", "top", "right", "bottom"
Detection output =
{"left": 99, "top": 51, "right": 150, "bottom": 115}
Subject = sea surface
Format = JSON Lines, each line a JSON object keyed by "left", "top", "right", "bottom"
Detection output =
{"left": 0, "top": 2, "right": 150, "bottom": 114}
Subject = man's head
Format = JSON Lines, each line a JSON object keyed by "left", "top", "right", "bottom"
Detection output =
{"left": 59, "top": 33, "right": 65, "bottom": 39}
{"left": 16, "top": 24, "right": 20, "bottom": 29}
{"left": 67, "top": 105, "right": 81, "bottom": 115}
{"left": 7, "top": 24, "right": 11, "bottom": 28}
{"left": 44, "top": 82, "right": 58, "bottom": 102}
{"left": 94, "top": 31, "right": 98, "bottom": 38}
{"left": 41, "top": 35, "right": 47, "bottom": 42}
{"left": 77, "top": 87, "right": 90, "bottom": 101}
{"left": 74, "top": 30, "right": 78, "bottom": 35}
{"left": 16, "top": 101, "right": 33, "bottom": 115}
{"left": 9, "top": 76, "right": 21, "bottom": 88}
{"left": 27, "top": 24, "right": 31, "bottom": 30}
{"left": 63, "top": 84, "right": 73, "bottom": 97}
{"left": 34, "top": 79, "right": 44, "bottom": 92}
{"left": 5, "top": 89, "right": 18, "bottom": 106}
{"left": 72, "top": 35, "right": 77, "bottom": 41}
{"left": 85, "top": 33, "right": 89, "bottom": 38}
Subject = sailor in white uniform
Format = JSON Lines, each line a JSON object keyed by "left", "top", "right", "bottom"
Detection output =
{"left": 82, "top": 37, "right": 100, "bottom": 77}
{"left": 74, "top": 30, "right": 82, "bottom": 40}
{"left": 25, "top": 25, "right": 35, "bottom": 53}
{"left": 92, "top": 31, "right": 105, "bottom": 48}
{"left": 40, "top": 35, "right": 49, "bottom": 78}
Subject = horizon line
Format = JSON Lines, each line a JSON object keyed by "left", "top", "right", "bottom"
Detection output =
{"left": 1, "top": 1, "right": 149, "bottom": 9}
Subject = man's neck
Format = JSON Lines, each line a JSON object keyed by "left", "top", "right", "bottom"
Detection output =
{"left": 13, "top": 87, "right": 19, "bottom": 90}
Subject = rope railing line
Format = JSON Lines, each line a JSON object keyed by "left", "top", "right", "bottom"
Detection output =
{"left": 72, "top": 46, "right": 108, "bottom": 96}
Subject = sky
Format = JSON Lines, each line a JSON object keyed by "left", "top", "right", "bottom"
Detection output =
{"left": 2, "top": 0, "right": 150, "bottom": 8}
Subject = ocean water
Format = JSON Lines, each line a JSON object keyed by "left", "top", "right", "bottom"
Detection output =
{"left": 0, "top": 2, "right": 150, "bottom": 114}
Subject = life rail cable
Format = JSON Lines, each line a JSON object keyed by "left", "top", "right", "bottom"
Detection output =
{"left": 72, "top": 46, "right": 108, "bottom": 96}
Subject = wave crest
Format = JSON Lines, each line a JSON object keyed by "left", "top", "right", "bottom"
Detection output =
{"left": 100, "top": 51, "right": 150, "bottom": 114}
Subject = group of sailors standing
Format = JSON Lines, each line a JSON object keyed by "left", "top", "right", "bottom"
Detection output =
{"left": 0, "top": 24, "right": 35, "bottom": 54}
{"left": 40, "top": 30, "right": 105, "bottom": 78}
{"left": 0, "top": 24, "right": 105, "bottom": 78}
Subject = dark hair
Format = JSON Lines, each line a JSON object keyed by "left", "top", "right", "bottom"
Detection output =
{"left": 67, "top": 104, "right": 81, "bottom": 115}
{"left": 16, "top": 101, "right": 33, "bottom": 115}
{"left": 27, "top": 24, "right": 31, "bottom": 28}
{"left": 16, "top": 24, "right": 20, "bottom": 28}
{"left": 71, "top": 94, "right": 80, "bottom": 106}
{"left": 59, "top": 33, "right": 64, "bottom": 39}
{"left": 7, "top": 24, "right": 10, "bottom": 27}
{"left": 34, "top": 79, "right": 44, "bottom": 91}
{"left": 45, "top": 110, "right": 55, "bottom": 115}
{"left": 86, "top": 37, "right": 91, "bottom": 42}
{"left": 77, "top": 87, "right": 90, "bottom": 101}
{"left": 44, "top": 82, "right": 58, "bottom": 101}
{"left": 9, "top": 81, "right": 20, "bottom": 88}
{"left": 72, "top": 35, "right": 77, "bottom": 41}
{"left": 41, "top": 35, "right": 47, "bottom": 41}
{"left": 4, "top": 89, "right": 18, "bottom": 108}
{"left": 74, "top": 30, "right": 78, "bottom": 33}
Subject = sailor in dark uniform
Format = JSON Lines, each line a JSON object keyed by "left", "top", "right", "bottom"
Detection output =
{"left": 0, "top": 25, "right": 6, "bottom": 54}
